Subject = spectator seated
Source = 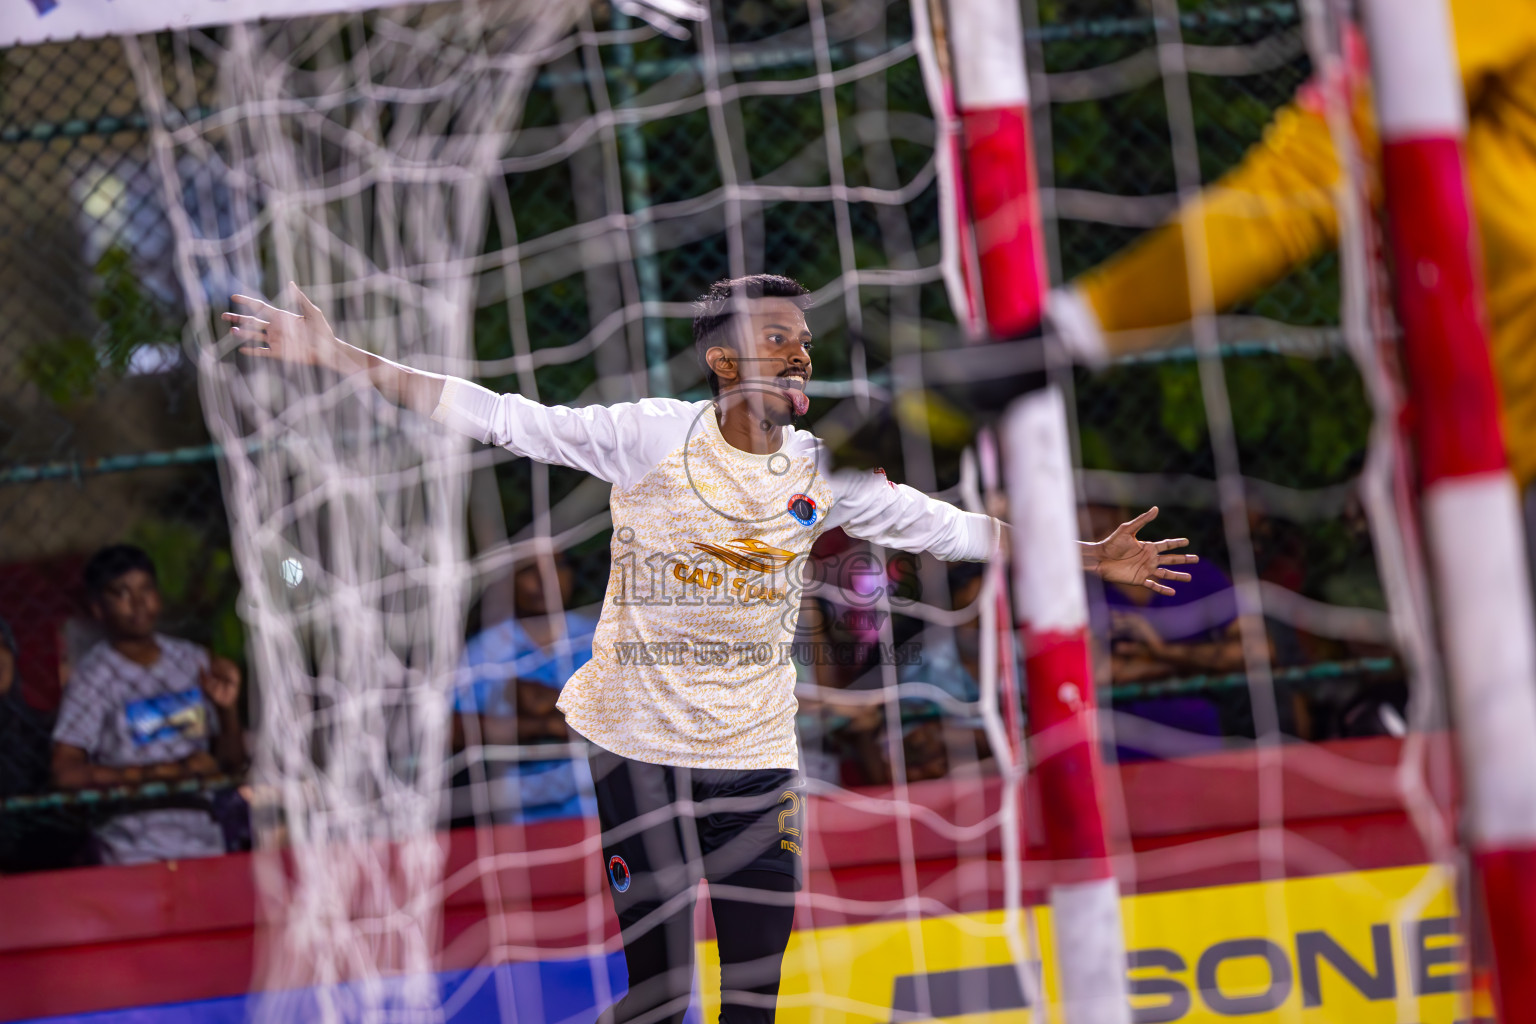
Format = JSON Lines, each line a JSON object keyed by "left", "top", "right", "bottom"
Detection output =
{"left": 0, "top": 616, "right": 51, "bottom": 802}
{"left": 796, "top": 556, "right": 998, "bottom": 786}
{"left": 50, "top": 545, "right": 247, "bottom": 865}
{"left": 450, "top": 556, "right": 597, "bottom": 824}
{"left": 1087, "top": 507, "right": 1242, "bottom": 762}
{"left": 0, "top": 614, "right": 100, "bottom": 873}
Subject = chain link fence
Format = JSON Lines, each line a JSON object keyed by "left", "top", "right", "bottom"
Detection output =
{"left": 1036, "top": 0, "right": 1398, "bottom": 745}
{"left": 0, "top": 0, "right": 1397, "bottom": 864}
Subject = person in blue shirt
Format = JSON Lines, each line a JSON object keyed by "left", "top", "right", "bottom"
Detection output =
{"left": 890, "top": 564, "right": 1003, "bottom": 782}
{"left": 451, "top": 555, "right": 598, "bottom": 823}
{"left": 802, "top": 563, "right": 1001, "bottom": 786}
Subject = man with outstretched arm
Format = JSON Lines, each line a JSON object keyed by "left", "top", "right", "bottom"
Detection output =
{"left": 226, "top": 274, "right": 1194, "bottom": 1024}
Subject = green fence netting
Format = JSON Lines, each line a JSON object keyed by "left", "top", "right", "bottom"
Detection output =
{"left": 0, "top": 0, "right": 1401, "bottom": 855}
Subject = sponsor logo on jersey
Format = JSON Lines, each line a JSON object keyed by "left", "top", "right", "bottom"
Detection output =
{"left": 691, "top": 537, "right": 797, "bottom": 574}
{"left": 669, "top": 537, "right": 798, "bottom": 602}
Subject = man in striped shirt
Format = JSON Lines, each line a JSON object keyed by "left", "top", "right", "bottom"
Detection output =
{"left": 52, "top": 545, "right": 246, "bottom": 865}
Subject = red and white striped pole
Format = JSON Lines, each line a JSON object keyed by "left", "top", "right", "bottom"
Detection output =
{"left": 944, "top": 4, "right": 1129, "bottom": 1022}
{"left": 944, "top": 0, "right": 1046, "bottom": 337}
{"left": 1361, "top": 0, "right": 1536, "bottom": 1018}
{"left": 1002, "top": 389, "right": 1128, "bottom": 1024}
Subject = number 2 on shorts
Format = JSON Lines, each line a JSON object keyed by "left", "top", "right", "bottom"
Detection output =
{"left": 777, "top": 790, "right": 801, "bottom": 838}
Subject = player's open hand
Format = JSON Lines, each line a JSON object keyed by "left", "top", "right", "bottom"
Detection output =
{"left": 223, "top": 284, "right": 346, "bottom": 370}
{"left": 201, "top": 655, "right": 242, "bottom": 710}
{"left": 1087, "top": 506, "right": 1197, "bottom": 596}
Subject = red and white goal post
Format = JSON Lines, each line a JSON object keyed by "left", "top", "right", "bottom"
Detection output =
{"left": 941, "top": 3, "right": 1131, "bottom": 1024}
{"left": 1361, "top": 0, "right": 1536, "bottom": 1019}
{"left": 943, "top": 0, "right": 1536, "bottom": 1022}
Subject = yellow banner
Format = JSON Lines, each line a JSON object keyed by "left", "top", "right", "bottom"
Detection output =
{"left": 698, "top": 865, "right": 1486, "bottom": 1024}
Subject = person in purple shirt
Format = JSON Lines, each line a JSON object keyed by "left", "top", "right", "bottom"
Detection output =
{"left": 1087, "top": 507, "right": 1251, "bottom": 761}
{"left": 1098, "top": 557, "right": 1245, "bottom": 683}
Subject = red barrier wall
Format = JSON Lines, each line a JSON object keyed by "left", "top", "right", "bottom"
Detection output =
{"left": 0, "top": 735, "right": 1455, "bottom": 1022}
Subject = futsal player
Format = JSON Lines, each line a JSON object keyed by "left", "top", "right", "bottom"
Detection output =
{"left": 226, "top": 274, "right": 1195, "bottom": 1024}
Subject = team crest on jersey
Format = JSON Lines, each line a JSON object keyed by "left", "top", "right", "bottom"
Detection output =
{"left": 787, "top": 493, "right": 818, "bottom": 527}
{"left": 608, "top": 855, "right": 631, "bottom": 893}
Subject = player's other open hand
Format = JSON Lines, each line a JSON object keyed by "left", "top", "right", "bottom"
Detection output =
{"left": 1086, "top": 506, "right": 1198, "bottom": 596}
{"left": 223, "top": 284, "right": 346, "bottom": 371}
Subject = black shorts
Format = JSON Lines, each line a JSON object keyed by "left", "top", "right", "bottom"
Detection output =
{"left": 589, "top": 747, "right": 806, "bottom": 909}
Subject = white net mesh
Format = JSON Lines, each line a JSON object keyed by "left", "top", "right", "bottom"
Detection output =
{"left": 123, "top": 5, "right": 587, "bottom": 1018}
{"left": 123, "top": 1, "right": 1030, "bottom": 1021}
{"left": 107, "top": 0, "right": 1476, "bottom": 1020}
{"left": 1024, "top": 0, "right": 1466, "bottom": 1016}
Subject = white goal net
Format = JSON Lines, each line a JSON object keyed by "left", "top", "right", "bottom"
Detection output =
{"left": 96, "top": 0, "right": 1474, "bottom": 1020}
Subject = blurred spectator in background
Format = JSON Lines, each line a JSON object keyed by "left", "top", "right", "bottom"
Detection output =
{"left": 889, "top": 563, "right": 996, "bottom": 782}
{"left": 0, "top": 616, "right": 51, "bottom": 800}
{"left": 796, "top": 554, "right": 998, "bottom": 786}
{"left": 1102, "top": 567, "right": 1246, "bottom": 683}
{"left": 791, "top": 590, "right": 864, "bottom": 785}
{"left": 451, "top": 555, "right": 597, "bottom": 823}
{"left": 1089, "top": 506, "right": 1245, "bottom": 684}
{"left": 795, "top": 532, "right": 908, "bottom": 786}
{"left": 0, "top": 615, "right": 96, "bottom": 873}
{"left": 51, "top": 545, "right": 246, "bottom": 865}
{"left": 1087, "top": 507, "right": 1236, "bottom": 761}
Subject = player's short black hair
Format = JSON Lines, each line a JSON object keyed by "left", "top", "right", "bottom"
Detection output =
{"left": 84, "top": 544, "right": 158, "bottom": 598}
{"left": 693, "top": 274, "right": 811, "bottom": 396}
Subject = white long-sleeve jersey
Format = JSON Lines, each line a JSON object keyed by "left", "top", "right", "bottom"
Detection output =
{"left": 433, "top": 376, "right": 999, "bottom": 770}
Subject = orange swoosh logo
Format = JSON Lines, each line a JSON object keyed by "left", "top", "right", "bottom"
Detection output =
{"left": 692, "top": 538, "right": 797, "bottom": 575}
